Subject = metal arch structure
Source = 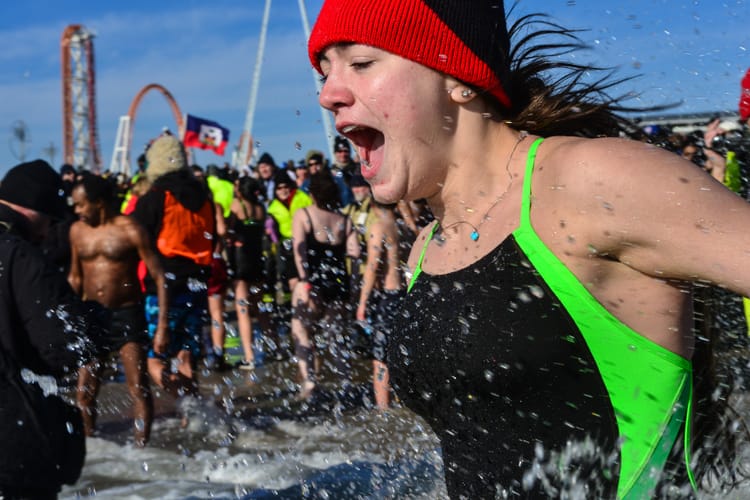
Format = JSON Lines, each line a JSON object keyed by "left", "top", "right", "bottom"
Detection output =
{"left": 234, "top": 0, "right": 334, "bottom": 168}
{"left": 109, "top": 83, "right": 184, "bottom": 176}
{"left": 62, "top": 24, "right": 102, "bottom": 170}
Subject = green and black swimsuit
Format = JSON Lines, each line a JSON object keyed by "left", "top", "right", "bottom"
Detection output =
{"left": 390, "top": 138, "right": 695, "bottom": 498}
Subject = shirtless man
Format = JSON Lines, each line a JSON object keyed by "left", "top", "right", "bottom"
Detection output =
{"left": 68, "top": 173, "right": 169, "bottom": 447}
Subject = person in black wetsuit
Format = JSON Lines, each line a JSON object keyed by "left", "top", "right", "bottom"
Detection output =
{"left": 290, "top": 172, "right": 360, "bottom": 399}
{"left": 307, "top": 1, "right": 750, "bottom": 498}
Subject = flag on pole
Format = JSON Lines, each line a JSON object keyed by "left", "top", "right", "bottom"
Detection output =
{"left": 183, "top": 114, "right": 230, "bottom": 156}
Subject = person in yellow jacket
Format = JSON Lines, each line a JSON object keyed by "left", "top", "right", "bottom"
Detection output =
{"left": 266, "top": 170, "right": 312, "bottom": 292}
{"left": 206, "top": 165, "right": 234, "bottom": 219}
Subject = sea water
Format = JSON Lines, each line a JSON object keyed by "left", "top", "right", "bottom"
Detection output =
{"left": 60, "top": 291, "right": 750, "bottom": 499}
{"left": 60, "top": 354, "right": 448, "bottom": 500}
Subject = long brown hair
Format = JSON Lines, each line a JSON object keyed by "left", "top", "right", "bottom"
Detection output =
{"left": 489, "top": 7, "right": 670, "bottom": 138}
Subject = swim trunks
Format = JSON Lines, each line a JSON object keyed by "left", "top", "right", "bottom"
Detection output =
{"left": 145, "top": 291, "right": 207, "bottom": 360}
{"left": 101, "top": 303, "right": 149, "bottom": 352}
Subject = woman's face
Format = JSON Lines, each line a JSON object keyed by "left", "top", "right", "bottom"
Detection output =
{"left": 318, "top": 44, "right": 455, "bottom": 204}
{"left": 275, "top": 183, "right": 291, "bottom": 202}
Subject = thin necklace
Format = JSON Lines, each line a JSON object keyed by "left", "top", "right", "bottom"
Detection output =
{"left": 439, "top": 131, "right": 528, "bottom": 242}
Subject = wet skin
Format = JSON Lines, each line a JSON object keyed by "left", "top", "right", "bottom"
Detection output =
{"left": 69, "top": 185, "right": 168, "bottom": 446}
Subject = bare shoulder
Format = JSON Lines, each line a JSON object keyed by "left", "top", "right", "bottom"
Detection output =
{"left": 537, "top": 135, "right": 706, "bottom": 196}
{"left": 230, "top": 198, "right": 243, "bottom": 215}
{"left": 367, "top": 216, "right": 387, "bottom": 239}
{"left": 69, "top": 219, "right": 86, "bottom": 239}
{"left": 114, "top": 214, "right": 147, "bottom": 238}
{"left": 114, "top": 214, "right": 141, "bottom": 228}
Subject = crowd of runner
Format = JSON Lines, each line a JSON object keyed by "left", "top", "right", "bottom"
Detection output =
{"left": 44, "top": 132, "right": 437, "bottom": 448}
{"left": 0, "top": 113, "right": 746, "bottom": 497}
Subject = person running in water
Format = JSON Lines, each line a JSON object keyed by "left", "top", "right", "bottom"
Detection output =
{"left": 309, "top": 0, "right": 750, "bottom": 497}
{"left": 69, "top": 173, "right": 168, "bottom": 447}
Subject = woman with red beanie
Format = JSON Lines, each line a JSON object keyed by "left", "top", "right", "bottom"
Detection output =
{"left": 308, "top": 1, "right": 750, "bottom": 498}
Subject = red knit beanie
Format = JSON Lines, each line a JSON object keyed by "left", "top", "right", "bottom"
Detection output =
{"left": 308, "top": 0, "right": 512, "bottom": 109}
{"left": 740, "top": 68, "right": 750, "bottom": 122}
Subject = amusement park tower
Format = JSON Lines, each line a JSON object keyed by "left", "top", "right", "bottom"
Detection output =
{"left": 61, "top": 24, "right": 101, "bottom": 170}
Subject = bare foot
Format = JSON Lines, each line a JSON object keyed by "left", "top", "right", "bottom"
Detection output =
{"left": 297, "top": 380, "right": 316, "bottom": 401}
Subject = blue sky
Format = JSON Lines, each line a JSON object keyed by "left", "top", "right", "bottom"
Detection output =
{"left": 0, "top": 0, "right": 747, "bottom": 179}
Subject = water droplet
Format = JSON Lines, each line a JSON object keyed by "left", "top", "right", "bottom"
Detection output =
{"left": 528, "top": 285, "right": 544, "bottom": 299}
{"left": 517, "top": 291, "right": 532, "bottom": 303}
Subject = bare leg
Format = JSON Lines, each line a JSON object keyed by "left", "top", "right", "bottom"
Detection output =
{"left": 175, "top": 350, "right": 199, "bottom": 396}
{"left": 291, "top": 281, "right": 317, "bottom": 397}
{"left": 373, "top": 360, "right": 390, "bottom": 410}
{"left": 147, "top": 358, "right": 168, "bottom": 391}
{"left": 119, "top": 342, "right": 153, "bottom": 447}
{"left": 208, "top": 291, "right": 227, "bottom": 364}
{"left": 324, "top": 302, "right": 352, "bottom": 382}
{"left": 76, "top": 360, "right": 103, "bottom": 437}
{"left": 235, "top": 279, "right": 254, "bottom": 364}
{"left": 147, "top": 354, "right": 197, "bottom": 399}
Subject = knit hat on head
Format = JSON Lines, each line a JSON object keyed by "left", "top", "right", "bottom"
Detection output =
{"left": 146, "top": 135, "right": 187, "bottom": 181}
{"left": 273, "top": 169, "right": 295, "bottom": 188}
{"left": 305, "top": 149, "right": 325, "bottom": 165}
{"left": 258, "top": 152, "right": 276, "bottom": 167}
{"left": 60, "top": 163, "right": 76, "bottom": 177}
{"left": 0, "top": 159, "right": 68, "bottom": 217}
{"left": 308, "top": 0, "right": 512, "bottom": 109}
{"left": 740, "top": 68, "right": 750, "bottom": 122}
{"left": 334, "top": 136, "right": 351, "bottom": 152}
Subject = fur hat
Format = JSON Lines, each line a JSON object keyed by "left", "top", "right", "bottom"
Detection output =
{"left": 146, "top": 135, "right": 187, "bottom": 181}
{"left": 0, "top": 159, "right": 68, "bottom": 217}
{"left": 308, "top": 0, "right": 512, "bottom": 109}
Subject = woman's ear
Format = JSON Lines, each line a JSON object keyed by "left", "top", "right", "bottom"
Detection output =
{"left": 447, "top": 84, "right": 477, "bottom": 104}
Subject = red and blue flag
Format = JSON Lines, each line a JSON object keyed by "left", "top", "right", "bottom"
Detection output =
{"left": 183, "top": 114, "right": 230, "bottom": 156}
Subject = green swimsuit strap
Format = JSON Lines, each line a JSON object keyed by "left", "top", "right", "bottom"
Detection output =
{"left": 515, "top": 137, "right": 697, "bottom": 498}
{"left": 407, "top": 221, "right": 439, "bottom": 293}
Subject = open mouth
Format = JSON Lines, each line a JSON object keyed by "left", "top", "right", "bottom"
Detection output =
{"left": 340, "top": 125, "right": 384, "bottom": 171}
